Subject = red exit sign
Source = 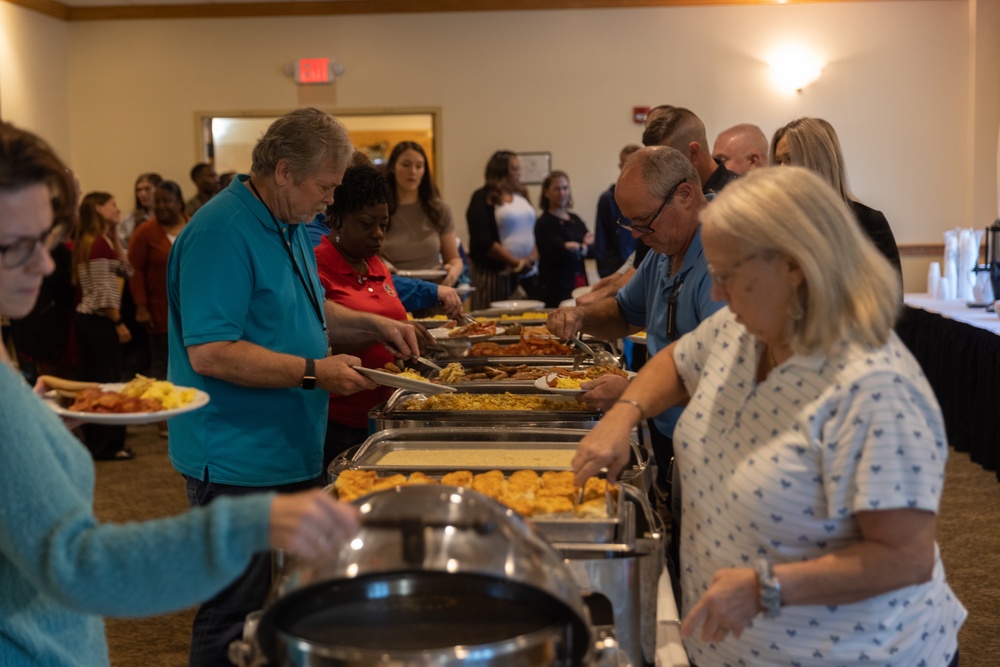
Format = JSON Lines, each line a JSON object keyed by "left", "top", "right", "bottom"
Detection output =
{"left": 295, "top": 58, "right": 332, "bottom": 84}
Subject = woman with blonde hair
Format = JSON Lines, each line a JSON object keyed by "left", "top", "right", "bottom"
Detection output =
{"left": 771, "top": 117, "right": 901, "bottom": 276}
{"left": 573, "top": 167, "right": 964, "bottom": 667}
{"left": 73, "top": 191, "right": 134, "bottom": 460}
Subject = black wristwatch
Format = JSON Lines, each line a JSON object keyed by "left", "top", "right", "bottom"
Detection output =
{"left": 755, "top": 558, "right": 782, "bottom": 618}
{"left": 300, "top": 358, "right": 317, "bottom": 390}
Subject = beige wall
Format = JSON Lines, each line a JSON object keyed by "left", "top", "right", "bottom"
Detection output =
{"left": 0, "top": 2, "right": 71, "bottom": 159}
{"left": 3, "top": 0, "right": 998, "bottom": 275}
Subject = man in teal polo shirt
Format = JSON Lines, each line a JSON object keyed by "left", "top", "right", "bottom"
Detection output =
{"left": 166, "top": 108, "right": 418, "bottom": 666}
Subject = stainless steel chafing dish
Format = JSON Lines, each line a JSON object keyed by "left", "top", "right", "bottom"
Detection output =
{"left": 229, "top": 485, "right": 631, "bottom": 666}
{"left": 329, "top": 426, "right": 650, "bottom": 500}
{"left": 370, "top": 388, "right": 605, "bottom": 431}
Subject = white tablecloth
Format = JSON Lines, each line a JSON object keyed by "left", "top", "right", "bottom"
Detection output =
{"left": 903, "top": 293, "right": 1000, "bottom": 335}
{"left": 655, "top": 570, "right": 689, "bottom": 667}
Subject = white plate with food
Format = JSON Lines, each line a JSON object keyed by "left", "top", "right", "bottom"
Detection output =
{"left": 352, "top": 366, "right": 456, "bottom": 394}
{"left": 44, "top": 382, "right": 209, "bottom": 425}
{"left": 490, "top": 299, "right": 546, "bottom": 311}
{"left": 626, "top": 331, "right": 648, "bottom": 345}
{"left": 429, "top": 321, "right": 503, "bottom": 341}
{"left": 396, "top": 269, "right": 447, "bottom": 280}
{"left": 533, "top": 375, "right": 588, "bottom": 395}
{"left": 534, "top": 369, "right": 637, "bottom": 395}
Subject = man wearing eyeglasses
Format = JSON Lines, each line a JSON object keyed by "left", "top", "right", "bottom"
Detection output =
{"left": 547, "top": 146, "right": 725, "bottom": 509}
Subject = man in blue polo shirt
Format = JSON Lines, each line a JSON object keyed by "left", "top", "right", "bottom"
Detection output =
{"left": 547, "top": 146, "right": 724, "bottom": 488}
{"left": 166, "top": 108, "right": 419, "bottom": 667}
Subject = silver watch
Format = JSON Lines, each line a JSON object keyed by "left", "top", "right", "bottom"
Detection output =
{"left": 754, "top": 558, "right": 782, "bottom": 618}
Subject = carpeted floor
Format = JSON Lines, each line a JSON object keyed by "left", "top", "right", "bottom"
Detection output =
{"left": 93, "top": 424, "right": 1000, "bottom": 666}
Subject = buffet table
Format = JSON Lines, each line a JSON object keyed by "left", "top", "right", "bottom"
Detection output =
{"left": 898, "top": 294, "right": 1000, "bottom": 481}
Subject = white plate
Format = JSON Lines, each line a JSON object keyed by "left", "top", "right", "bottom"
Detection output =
{"left": 534, "top": 371, "right": 635, "bottom": 394}
{"left": 490, "top": 299, "right": 546, "bottom": 311}
{"left": 558, "top": 299, "right": 576, "bottom": 308}
{"left": 455, "top": 284, "right": 476, "bottom": 294}
{"left": 626, "top": 332, "right": 648, "bottom": 345}
{"left": 352, "top": 366, "right": 456, "bottom": 394}
{"left": 571, "top": 286, "right": 592, "bottom": 298}
{"left": 396, "top": 269, "right": 447, "bottom": 280}
{"left": 45, "top": 383, "right": 210, "bottom": 425}
{"left": 534, "top": 375, "right": 587, "bottom": 395}
{"left": 430, "top": 325, "right": 503, "bottom": 341}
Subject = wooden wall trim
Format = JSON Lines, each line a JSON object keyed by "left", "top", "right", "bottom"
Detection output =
{"left": 0, "top": 0, "right": 946, "bottom": 23}
{"left": 899, "top": 244, "right": 945, "bottom": 258}
{"left": 4, "top": 0, "right": 68, "bottom": 20}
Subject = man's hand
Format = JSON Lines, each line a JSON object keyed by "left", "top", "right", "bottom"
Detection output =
{"left": 315, "top": 354, "right": 376, "bottom": 394}
{"left": 578, "top": 374, "right": 628, "bottom": 412}
{"left": 436, "top": 285, "right": 464, "bottom": 319}
{"left": 546, "top": 307, "right": 585, "bottom": 340}
{"left": 374, "top": 317, "right": 420, "bottom": 359}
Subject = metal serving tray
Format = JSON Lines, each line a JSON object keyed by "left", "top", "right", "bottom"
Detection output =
{"left": 371, "top": 389, "right": 603, "bottom": 431}
{"left": 328, "top": 427, "right": 645, "bottom": 545}
{"left": 329, "top": 426, "right": 648, "bottom": 496}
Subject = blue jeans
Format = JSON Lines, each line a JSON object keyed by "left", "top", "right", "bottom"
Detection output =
{"left": 183, "top": 474, "right": 322, "bottom": 667}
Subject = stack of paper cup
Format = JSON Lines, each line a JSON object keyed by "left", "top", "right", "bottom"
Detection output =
{"left": 927, "top": 262, "right": 941, "bottom": 297}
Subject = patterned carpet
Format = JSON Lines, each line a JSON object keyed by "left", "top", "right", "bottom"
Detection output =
{"left": 93, "top": 424, "right": 1000, "bottom": 666}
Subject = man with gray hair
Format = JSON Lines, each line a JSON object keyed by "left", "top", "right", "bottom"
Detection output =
{"left": 166, "top": 107, "right": 419, "bottom": 666}
{"left": 547, "top": 146, "right": 724, "bottom": 504}
{"left": 712, "top": 123, "right": 769, "bottom": 176}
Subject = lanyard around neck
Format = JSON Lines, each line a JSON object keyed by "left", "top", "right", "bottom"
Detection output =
{"left": 247, "top": 177, "right": 328, "bottom": 347}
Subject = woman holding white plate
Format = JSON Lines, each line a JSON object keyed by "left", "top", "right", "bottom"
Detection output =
{"left": 0, "top": 120, "right": 360, "bottom": 667}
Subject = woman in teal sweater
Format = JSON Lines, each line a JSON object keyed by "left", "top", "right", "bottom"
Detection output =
{"left": 0, "top": 121, "right": 360, "bottom": 666}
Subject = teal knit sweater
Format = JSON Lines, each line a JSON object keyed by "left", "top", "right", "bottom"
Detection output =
{"left": 0, "top": 363, "right": 275, "bottom": 666}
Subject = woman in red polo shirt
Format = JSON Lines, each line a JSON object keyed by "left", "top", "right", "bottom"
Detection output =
{"left": 314, "top": 164, "right": 406, "bottom": 468}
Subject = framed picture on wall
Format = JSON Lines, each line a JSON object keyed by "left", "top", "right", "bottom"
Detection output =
{"left": 517, "top": 152, "right": 551, "bottom": 185}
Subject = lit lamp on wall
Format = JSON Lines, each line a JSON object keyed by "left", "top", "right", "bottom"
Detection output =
{"left": 767, "top": 45, "right": 824, "bottom": 93}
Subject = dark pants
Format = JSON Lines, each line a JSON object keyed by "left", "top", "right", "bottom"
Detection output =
{"left": 183, "top": 474, "right": 323, "bottom": 667}
{"left": 75, "top": 312, "right": 126, "bottom": 459}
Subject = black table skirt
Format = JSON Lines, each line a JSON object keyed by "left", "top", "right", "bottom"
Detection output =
{"left": 896, "top": 306, "right": 1000, "bottom": 481}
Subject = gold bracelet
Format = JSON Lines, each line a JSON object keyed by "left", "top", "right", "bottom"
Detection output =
{"left": 615, "top": 398, "right": 643, "bottom": 419}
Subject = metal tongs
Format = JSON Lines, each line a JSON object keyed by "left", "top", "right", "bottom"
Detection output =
{"left": 412, "top": 356, "right": 444, "bottom": 373}
{"left": 566, "top": 335, "right": 621, "bottom": 369}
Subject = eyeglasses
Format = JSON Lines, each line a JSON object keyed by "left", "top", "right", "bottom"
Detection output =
{"left": 616, "top": 179, "right": 686, "bottom": 235}
{"left": 706, "top": 252, "right": 762, "bottom": 289}
{"left": 0, "top": 223, "right": 69, "bottom": 269}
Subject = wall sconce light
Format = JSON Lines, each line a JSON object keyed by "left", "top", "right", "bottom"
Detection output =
{"left": 767, "top": 45, "right": 824, "bottom": 93}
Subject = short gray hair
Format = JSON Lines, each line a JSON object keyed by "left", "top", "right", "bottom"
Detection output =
{"left": 251, "top": 108, "right": 353, "bottom": 180}
{"left": 631, "top": 146, "right": 700, "bottom": 199}
{"left": 700, "top": 167, "right": 899, "bottom": 353}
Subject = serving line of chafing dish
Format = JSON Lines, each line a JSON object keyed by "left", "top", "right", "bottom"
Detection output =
{"left": 231, "top": 322, "right": 686, "bottom": 666}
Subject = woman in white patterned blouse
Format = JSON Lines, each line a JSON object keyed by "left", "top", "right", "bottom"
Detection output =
{"left": 573, "top": 167, "right": 965, "bottom": 667}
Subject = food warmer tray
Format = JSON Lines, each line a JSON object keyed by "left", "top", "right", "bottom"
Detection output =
{"left": 328, "top": 428, "right": 649, "bottom": 545}
{"left": 333, "top": 426, "right": 648, "bottom": 486}
{"left": 370, "top": 389, "right": 603, "bottom": 430}
{"left": 430, "top": 337, "right": 619, "bottom": 365}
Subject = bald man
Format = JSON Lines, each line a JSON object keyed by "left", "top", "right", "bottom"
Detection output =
{"left": 712, "top": 123, "right": 769, "bottom": 176}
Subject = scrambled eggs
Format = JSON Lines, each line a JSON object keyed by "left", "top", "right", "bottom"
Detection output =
{"left": 119, "top": 375, "right": 196, "bottom": 409}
